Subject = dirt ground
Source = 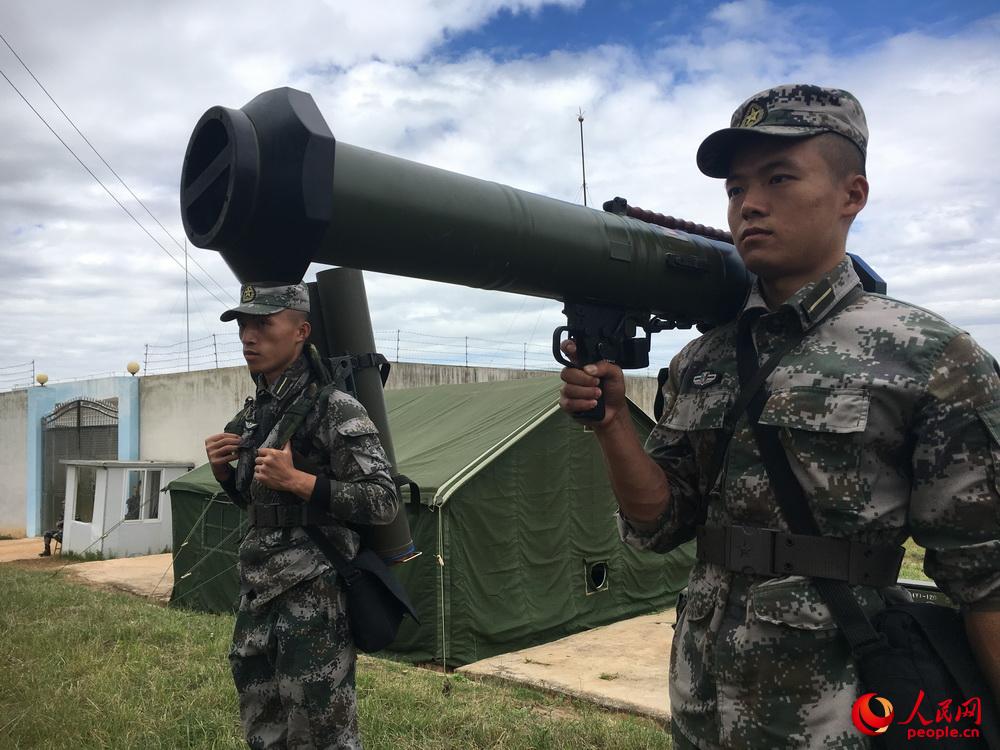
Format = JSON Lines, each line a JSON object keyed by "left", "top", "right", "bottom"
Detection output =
{"left": 0, "top": 536, "right": 50, "bottom": 563}
{"left": 0, "top": 538, "right": 173, "bottom": 602}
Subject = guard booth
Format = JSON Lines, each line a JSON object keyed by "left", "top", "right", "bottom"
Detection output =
{"left": 61, "top": 460, "right": 193, "bottom": 558}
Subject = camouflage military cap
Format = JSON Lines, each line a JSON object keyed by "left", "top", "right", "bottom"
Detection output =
{"left": 220, "top": 282, "right": 310, "bottom": 322}
{"left": 696, "top": 83, "right": 868, "bottom": 178}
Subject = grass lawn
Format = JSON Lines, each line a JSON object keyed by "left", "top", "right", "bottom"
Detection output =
{"left": 0, "top": 565, "right": 672, "bottom": 750}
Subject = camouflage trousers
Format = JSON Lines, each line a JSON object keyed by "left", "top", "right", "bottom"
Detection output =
{"left": 230, "top": 570, "right": 361, "bottom": 750}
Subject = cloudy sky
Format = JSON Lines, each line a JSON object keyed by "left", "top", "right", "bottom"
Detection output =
{"left": 1, "top": 0, "right": 998, "bottom": 386}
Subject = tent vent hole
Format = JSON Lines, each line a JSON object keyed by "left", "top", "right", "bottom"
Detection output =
{"left": 585, "top": 560, "right": 609, "bottom": 595}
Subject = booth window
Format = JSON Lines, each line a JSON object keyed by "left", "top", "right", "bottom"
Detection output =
{"left": 75, "top": 466, "right": 97, "bottom": 523}
{"left": 124, "top": 470, "right": 163, "bottom": 521}
{"left": 145, "top": 471, "right": 161, "bottom": 519}
{"left": 125, "top": 472, "right": 143, "bottom": 520}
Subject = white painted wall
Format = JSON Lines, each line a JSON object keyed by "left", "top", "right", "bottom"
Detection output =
{"left": 0, "top": 389, "right": 28, "bottom": 537}
{"left": 139, "top": 367, "right": 253, "bottom": 467}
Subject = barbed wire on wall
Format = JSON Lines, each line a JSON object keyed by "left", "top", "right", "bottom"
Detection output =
{"left": 2, "top": 330, "right": 658, "bottom": 388}
{"left": 0, "top": 360, "right": 34, "bottom": 392}
{"left": 136, "top": 330, "right": 655, "bottom": 377}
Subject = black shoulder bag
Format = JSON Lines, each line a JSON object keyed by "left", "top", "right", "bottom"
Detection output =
{"left": 272, "top": 379, "right": 420, "bottom": 654}
{"left": 734, "top": 303, "right": 1000, "bottom": 748}
{"left": 303, "top": 526, "right": 419, "bottom": 653}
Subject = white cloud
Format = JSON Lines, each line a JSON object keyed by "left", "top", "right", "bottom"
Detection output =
{"left": 0, "top": 0, "right": 998, "bottom": 387}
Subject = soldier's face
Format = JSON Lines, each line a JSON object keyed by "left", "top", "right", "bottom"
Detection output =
{"left": 724, "top": 136, "right": 859, "bottom": 285}
{"left": 237, "top": 310, "right": 310, "bottom": 383}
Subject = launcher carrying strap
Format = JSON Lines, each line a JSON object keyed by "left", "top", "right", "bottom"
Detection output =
{"left": 254, "top": 355, "right": 419, "bottom": 525}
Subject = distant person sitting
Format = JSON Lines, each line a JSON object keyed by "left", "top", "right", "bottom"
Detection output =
{"left": 125, "top": 483, "right": 142, "bottom": 520}
{"left": 39, "top": 520, "right": 63, "bottom": 557}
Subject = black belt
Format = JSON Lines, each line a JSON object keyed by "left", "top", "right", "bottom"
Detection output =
{"left": 696, "top": 524, "right": 904, "bottom": 587}
{"left": 248, "top": 504, "right": 337, "bottom": 528}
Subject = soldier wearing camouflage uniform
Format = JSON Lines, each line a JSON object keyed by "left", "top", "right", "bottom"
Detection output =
{"left": 205, "top": 282, "right": 398, "bottom": 750}
{"left": 560, "top": 84, "right": 1000, "bottom": 748}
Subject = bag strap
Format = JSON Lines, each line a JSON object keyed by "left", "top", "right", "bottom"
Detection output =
{"left": 733, "top": 286, "right": 889, "bottom": 658}
{"left": 303, "top": 525, "right": 362, "bottom": 586}
{"left": 704, "top": 286, "right": 863, "bottom": 495}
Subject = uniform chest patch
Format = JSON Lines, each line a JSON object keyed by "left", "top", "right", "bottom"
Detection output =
{"left": 692, "top": 370, "right": 721, "bottom": 388}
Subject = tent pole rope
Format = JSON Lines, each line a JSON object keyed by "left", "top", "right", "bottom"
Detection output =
{"left": 147, "top": 495, "right": 217, "bottom": 600}
{"left": 170, "top": 558, "right": 241, "bottom": 606}
{"left": 171, "top": 519, "right": 248, "bottom": 584}
{"left": 437, "top": 508, "right": 447, "bottom": 673}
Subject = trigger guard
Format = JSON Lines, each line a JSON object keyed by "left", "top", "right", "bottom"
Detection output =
{"left": 552, "top": 326, "right": 574, "bottom": 367}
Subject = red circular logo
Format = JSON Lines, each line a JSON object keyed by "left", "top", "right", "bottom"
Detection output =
{"left": 852, "top": 693, "right": 895, "bottom": 735}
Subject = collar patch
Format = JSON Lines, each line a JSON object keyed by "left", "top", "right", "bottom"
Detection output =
{"left": 799, "top": 279, "right": 836, "bottom": 323}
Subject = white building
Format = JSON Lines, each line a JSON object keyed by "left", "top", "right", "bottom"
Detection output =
{"left": 62, "top": 460, "right": 193, "bottom": 558}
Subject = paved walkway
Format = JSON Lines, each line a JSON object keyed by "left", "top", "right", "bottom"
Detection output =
{"left": 459, "top": 609, "right": 677, "bottom": 722}
{"left": 68, "top": 553, "right": 174, "bottom": 602}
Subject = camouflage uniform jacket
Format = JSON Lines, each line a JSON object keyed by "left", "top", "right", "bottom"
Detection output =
{"left": 619, "top": 257, "right": 1000, "bottom": 748}
{"left": 222, "top": 354, "right": 398, "bottom": 608}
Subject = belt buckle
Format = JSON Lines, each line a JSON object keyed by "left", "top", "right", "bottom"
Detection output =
{"left": 725, "top": 526, "right": 775, "bottom": 576}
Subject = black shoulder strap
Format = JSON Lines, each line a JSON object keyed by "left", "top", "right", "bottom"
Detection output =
{"left": 704, "top": 287, "right": 863, "bottom": 495}
{"left": 734, "top": 286, "right": 888, "bottom": 657}
{"left": 303, "top": 525, "right": 359, "bottom": 582}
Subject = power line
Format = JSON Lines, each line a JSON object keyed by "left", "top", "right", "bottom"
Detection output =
{"left": 0, "top": 31, "right": 236, "bottom": 304}
{"left": 0, "top": 63, "right": 230, "bottom": 308}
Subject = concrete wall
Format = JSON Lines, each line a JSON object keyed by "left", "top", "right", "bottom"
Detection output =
{"left": 0, "top": 389, "right": 28, "bottom": 537}
{"left": 25, "top": 377, "right": 140, "bottom": 537}
{"left": 139, "top": 367, "right": 255, "bottom": 467}
{"left": 139, "top": 362, "right": 660, "bottom": 467}
{"left": 0, "top": 362, "right": 659, "bottom": 533}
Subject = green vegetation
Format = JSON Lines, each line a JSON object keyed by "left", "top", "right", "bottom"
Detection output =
{"left": 56, "top": 549, "right": 105, "bottom": 563}
{"left": 0, "top": 566, "right": 671, "bottom": 749}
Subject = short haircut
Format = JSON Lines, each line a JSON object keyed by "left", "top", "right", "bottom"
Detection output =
{"left": 814, "top": 132, "right": 866, "bottom": 181}
{"left": 286, "top": 309, "right": 309, "bottom": 326}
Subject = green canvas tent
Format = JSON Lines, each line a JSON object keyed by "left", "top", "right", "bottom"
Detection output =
{"left": 166, "top": 461, "right": 246, "bottom": 613}
{"left": 167, "top": 376, "right": 694, "bottom": 666}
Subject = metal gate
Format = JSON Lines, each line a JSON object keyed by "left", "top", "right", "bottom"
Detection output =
{"left": 41, "top": 398, "right": 118, "bottom": 532}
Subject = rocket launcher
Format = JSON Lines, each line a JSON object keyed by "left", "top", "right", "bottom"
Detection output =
{"left": 179, "top": 87, "right": 881, "bottom": 422}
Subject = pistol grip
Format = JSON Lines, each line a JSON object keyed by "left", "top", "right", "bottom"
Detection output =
{"left": 572, "top": 375, "right": 606, "bottom": 424}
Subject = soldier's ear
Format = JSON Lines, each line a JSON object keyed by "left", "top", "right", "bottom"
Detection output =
{"left": 842, "top": 173, "right": 868, "bottom": 220}
{"left": 298, "top": 320, "right": 312, "bottom": 343}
